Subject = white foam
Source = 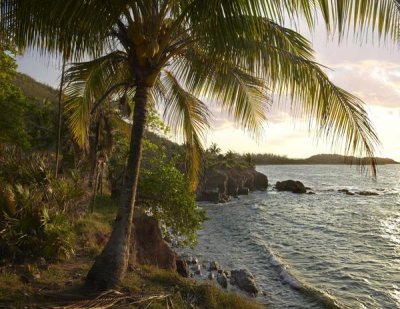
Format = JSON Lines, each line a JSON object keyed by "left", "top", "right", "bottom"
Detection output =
{"left": 280, "top": 270, "right": 301, "bottom": 290}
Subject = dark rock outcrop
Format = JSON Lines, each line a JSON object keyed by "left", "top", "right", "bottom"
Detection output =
{"left": 217, "top": 273, "right": 228, "bottom": 288}
{"left": 338, "top": 189, "right": 355, "bottom": 195}
{"left": 230, "top": 269, "right": 258, "bottom": 296}
{"left": 275, "top": 180, "right": 306, "bottom": 194}
{"left": 176, "top": 256, "right": 189, "bottom": 277}
{"left": 358, "top": 191, "right": 379, "bottom": 196}
{"left": 197, "top": 169, "right": 268, "bottom": 202}
{"left": 131, "top": 214, "right": 176, "bottom": 271}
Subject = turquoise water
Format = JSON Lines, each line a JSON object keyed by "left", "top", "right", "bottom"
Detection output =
{"left": 189, "top": 165, "right": 400, "bottom": 308}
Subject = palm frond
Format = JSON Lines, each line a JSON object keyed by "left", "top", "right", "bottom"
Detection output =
{"left": 63, "top": 51, "right": 129, "bottom": 148}
{"left": 159, "top": 71, "right": 210, "bottom": 191}
{"left": 173, "top": 47, "right": 269, "bottom": 137}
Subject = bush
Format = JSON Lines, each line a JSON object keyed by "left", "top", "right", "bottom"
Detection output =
{"left": 109, "top": 138, "right": 205, "bottom": 247}
{"left": 0, "top": 147, "right": 83, "bottom": 262}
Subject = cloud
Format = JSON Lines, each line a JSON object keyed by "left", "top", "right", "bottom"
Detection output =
{"left": 325, "top": 60, "right": 400, "bottom": 108}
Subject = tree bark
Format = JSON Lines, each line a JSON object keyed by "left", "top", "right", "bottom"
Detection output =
{"left": 85, "top": 85, "right": 149, "bottom": 290}
{"left": 55, "top": 58, "right": 66, "bottom": 178}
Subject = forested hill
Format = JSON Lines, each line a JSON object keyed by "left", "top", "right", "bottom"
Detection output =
{"left": 252, "top": 154, "right": 399, "bottom": 165}
{"left": 13, "top": 73, "right": 58, "bottom": 102}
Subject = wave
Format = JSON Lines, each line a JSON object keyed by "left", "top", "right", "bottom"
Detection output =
{"left": 263, "top": 244, "right": 349, "bottom": 309}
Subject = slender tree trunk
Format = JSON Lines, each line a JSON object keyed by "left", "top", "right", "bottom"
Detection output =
{"left": 85, "top": 85, "right": 149, "bottom": 290}
{"left": 55, "top": 58, "right": 66, "bottom": 178}
{"left": 88, "top": 119, "right": 101, "bottom": 188}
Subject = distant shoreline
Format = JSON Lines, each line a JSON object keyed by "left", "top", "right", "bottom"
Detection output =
{"left": 252, "top": 154, "right": 399, "bottom": 165}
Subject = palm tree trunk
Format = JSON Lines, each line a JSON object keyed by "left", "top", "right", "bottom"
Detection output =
{"left": 55, "top": 58, "right": 66, "bottom": 178}
{"left": 85, "top": 85, "right": 149, "bottom": 290}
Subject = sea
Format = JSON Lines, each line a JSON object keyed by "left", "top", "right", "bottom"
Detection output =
{"left": 183, "top": 165, "right": 400, "bottom": 308}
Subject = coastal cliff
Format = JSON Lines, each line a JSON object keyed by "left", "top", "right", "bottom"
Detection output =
{"left": 197, "top": 168, "right": 268, "bottom": 203}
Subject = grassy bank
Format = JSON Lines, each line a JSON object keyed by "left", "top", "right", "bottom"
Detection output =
{"left": 0, "top": 196, "right": 263, "bottom": 309}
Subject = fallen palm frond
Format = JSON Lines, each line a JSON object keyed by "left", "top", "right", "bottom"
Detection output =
{"left": 52, "top": 290, "right": 171, "bottom": 309}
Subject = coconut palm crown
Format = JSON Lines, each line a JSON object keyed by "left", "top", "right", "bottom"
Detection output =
{"left": 2, "top": 0, "right": 400, "bottom": 289}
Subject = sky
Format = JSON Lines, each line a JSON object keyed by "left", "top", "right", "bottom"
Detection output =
{"left": 16, "top": 19, "right": 400, "bottom": 161}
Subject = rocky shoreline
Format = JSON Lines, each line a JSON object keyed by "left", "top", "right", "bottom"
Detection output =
{"left": 175, "top": 252, "right": 262, "bottom": 297}
{"left": 196, "top": 168, "right": 269, "bottom": 203}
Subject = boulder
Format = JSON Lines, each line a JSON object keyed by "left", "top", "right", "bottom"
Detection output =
{"left": 208, "top": 272, "right": 214, "bottom": 280}
{"left": 217, "top": 273, "right": 228, "bottom": 288}
{"left": 338, "top": 189, "right": 355, "bottom": 195}
{"left": 131, "top": 214, "right": 176, "bottom": 271}
{"left": 254, "top": 172, "right": 268, "bottom": 190}
{"left": 358, "top": 191, "right": 379, "bottom": 196}
{"left": 275, "top": 180, "right": 306, "bottom": 194}
{"left": 209, "top": 261, "right": 221, "bottom": 271}
{"left": 176, "top": 256, "right": 189, "bottom": 278}
{"left": 230, "top": 269, "right": 259, "bottom": 295}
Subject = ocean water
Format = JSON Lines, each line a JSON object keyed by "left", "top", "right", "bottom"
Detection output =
{"left": 186, "top": 165, "right": 400, "bottom": 308}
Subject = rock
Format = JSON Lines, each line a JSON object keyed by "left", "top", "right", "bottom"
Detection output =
{"left": 338, "top": 189, "right": 355, "bottom": 195}
{"left": 197, "top": 169, "right": 268, "bottom": 202}
{"left": 208, "top": 272, "right": 214, "bottom": 280}
{"left": 217, "top": 269, "right": 223, "bottom": 274}
{"left": 307, "top": 191, "right": 316, "bottom": 195}
{"left": 131, "top": 213, "right": 176, "bottom": 271}
{"left": 275, "top": 180, "right": 306, "bottom": 194}
{"left": 176, "top": 256, "right": 189, "bottom": 278}
{"left": 209, "top": 261, "right": 220, "bottom": 271}
{"left": 230, "top": 269, "right": 259, "bottom": 295}
{"left": 192, "top": 264, "right": 201, "bottom": 272}
{"left": 224, "top": 270, "right": 231, "bottom": 278}
{"left": 254, "top": 172, "right": 269, "bottom": 190}
{"left": 217, "top": 273, "right": 228, "bottom": 288}
{"left": 238, "top": 187, "right": 250, "bottom": 195}
{"left": 358, "top": 191, "right": 379, "bottom": 196}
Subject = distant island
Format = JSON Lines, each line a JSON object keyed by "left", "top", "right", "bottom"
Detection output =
{"left": 251, "top": 154, "right": 399, "bottom": 165}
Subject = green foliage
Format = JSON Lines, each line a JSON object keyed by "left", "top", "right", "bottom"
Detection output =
{"left": 0, "top": 147, "right": 84, "bottom": 261}
{"left": 204, "top": 144, "right": 254, "bottom": 172}
{"left": 138, "top": 140, "right": 205, "bottom": 246}
{"left": 0, "top": 43, "right": 30, "bottom": 148}
{"left": 109, "top": 137, "right": 205, "bottom": 246}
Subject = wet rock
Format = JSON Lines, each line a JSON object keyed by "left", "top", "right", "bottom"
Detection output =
{"left": 209, "top": 261, "right": 220, "bottom": 271}
{"left": 208, "top": 272, "right": 214, "bottom": 280}
{"left": 307, "top": 191, "right": 316, "bottom": 195}
{"left": 254, "top": 171, "right": 268, "bottom": 190}
{"left": 217, "top": 273, "right": 228, "bottom": 288}
{"left": 275, "top": 180, "right": 306, "bottom": 194}
{"left": 358, "top": 191, "right": 379, "bottom": 196}
{"left": 224, "top": 270, "right": 231, "bottom": 278}
{"left": 176, "top": 256, "right": 189, "bottom": 278}
{"left": 230, "top": 269, "right": 259, "bottom": 296}
{"left": 338, "top": 189, "right": 355, "bottom": 195}
{"left": 238, "top": 187, "right": 250, "bottom": 195}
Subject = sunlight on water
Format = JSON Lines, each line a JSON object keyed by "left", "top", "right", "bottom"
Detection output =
{"left": 184, "top": 165, "right": 400, "bottom": 308}
{"left": 381, "top": 216, "right": 400, "bottom": 245}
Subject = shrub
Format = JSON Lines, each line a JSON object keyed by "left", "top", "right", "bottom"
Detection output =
{"left": 0, "top": 148, "right": 83, "bottom": 261}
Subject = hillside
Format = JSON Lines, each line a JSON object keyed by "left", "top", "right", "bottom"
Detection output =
{"left": 13, "top": 73, "right": 58, "bottom": 102}
{"left": 252, "top": 153, "right": 399, "bottom": 165}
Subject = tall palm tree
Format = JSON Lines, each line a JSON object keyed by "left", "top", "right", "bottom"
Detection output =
{"left": 2, "top": 0, "right": 400, "bottom": 290}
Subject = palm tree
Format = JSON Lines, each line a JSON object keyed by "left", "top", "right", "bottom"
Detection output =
{"left": 2, "top": 0, "right": 400, "bottom": 290}
{"left": 208, "top": 143, "right": 221, "bottom": 156}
